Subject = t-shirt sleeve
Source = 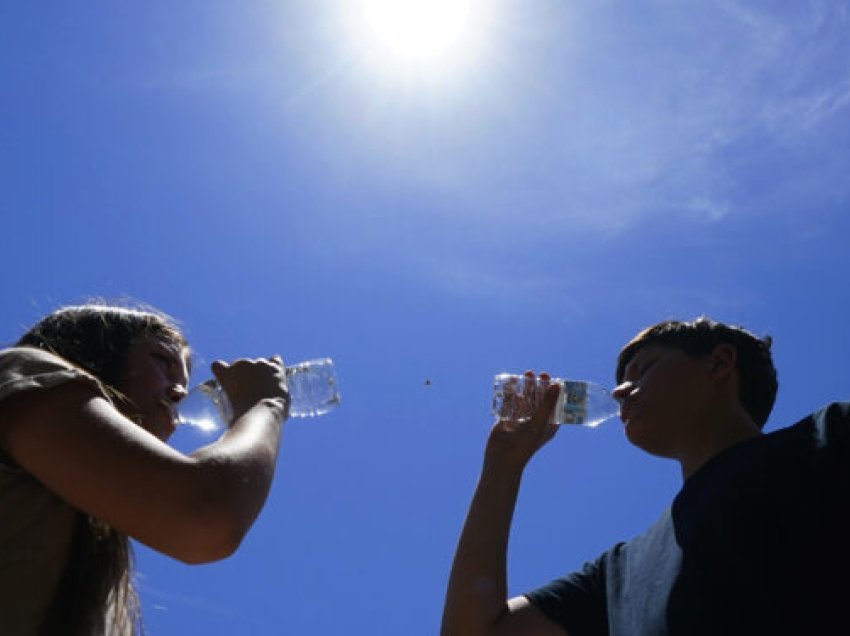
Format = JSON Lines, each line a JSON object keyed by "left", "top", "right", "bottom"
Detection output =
{"left": 811, "top": 402, "right": 850, "bottom": 479}
{"left": 524, "top": 552, "right": 610, "bottom": 636}
{"left": 816, "top": 402, "right": 850, "bottom": 444}
{"left": 0, "top": 347, "right": 106, "bottom": 403}
{"left": 0, "top": 347, "right": 108, "bottom": 467}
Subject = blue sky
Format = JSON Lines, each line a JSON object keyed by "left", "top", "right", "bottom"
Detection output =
{"left": 2, "top": 1, "right": 849, "bottom": 633}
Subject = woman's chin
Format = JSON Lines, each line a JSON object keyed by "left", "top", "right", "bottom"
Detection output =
{"left": 131, "top": 413, "right": 176, "bottom": 441}
{"left": 151, "top": 418, "right": 177, "bottom": 441}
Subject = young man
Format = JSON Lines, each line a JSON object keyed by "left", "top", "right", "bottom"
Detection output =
{"left": 441, "top": 317, "right": 850, "bottom": 636}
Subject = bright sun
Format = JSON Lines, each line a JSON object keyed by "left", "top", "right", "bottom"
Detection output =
{"left": 352, "top": 0, "right": 488, "bottom": 75}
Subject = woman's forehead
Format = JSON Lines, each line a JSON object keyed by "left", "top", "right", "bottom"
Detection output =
{"left": 137, "top": 333, "right": 189, "bottom": 358}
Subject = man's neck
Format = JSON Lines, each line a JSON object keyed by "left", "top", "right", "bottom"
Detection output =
{"left": 677, "top": 407, "right": 762, "bottom": 480}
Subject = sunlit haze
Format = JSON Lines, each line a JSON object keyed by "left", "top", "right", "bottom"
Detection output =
{"left": 351, "top": 0, "right": 489, "bottom": 76}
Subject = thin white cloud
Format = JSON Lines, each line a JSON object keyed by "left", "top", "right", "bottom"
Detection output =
{"left": 686, "top": 196, "right": 731, "bottom": 223}
{"left": 286, "top": 1, "right": 850, "bottom": 298}
{"left": 467, "top": 3, "right": 846, "bottom": 222}
{"left": 799, "top": 78, "right": 850, "bottom": 131}
{"left": 424, "top": 258, "right": 581, "bottom": 310}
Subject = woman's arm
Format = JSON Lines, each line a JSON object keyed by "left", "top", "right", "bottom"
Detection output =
{"left": 0, "top": 359, "right": 287, "bottom": 564}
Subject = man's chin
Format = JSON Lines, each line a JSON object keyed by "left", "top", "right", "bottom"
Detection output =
{"left": 624, "top": 418, "right": 656, "bottom": 451}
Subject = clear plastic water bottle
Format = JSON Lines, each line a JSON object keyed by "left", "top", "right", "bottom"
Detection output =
{"left": 179, "top": 357, "right": 340, "bottom": 431}
{"left": 492, "top": 373, "right": 619, "bottom": 428}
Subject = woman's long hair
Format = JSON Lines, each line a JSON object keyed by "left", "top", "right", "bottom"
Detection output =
{"left": 16, "top": 303, "right": 187, "bottom": 636}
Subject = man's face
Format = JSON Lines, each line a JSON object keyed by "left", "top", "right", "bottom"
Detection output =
{"left": 616, "top": 344, "right": 713, "bottom": 457}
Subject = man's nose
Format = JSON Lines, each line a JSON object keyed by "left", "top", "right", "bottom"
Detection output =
{"left": 611, "top": 381, "right": 636, "bottom": 404}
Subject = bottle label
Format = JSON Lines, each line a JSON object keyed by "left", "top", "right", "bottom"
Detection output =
{"left": 559, "top": 380, "right": 588, "bottom": 425}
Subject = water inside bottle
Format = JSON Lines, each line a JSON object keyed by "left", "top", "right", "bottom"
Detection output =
{"left": 493, "top": 373, "right": 619, "bottom": 428}
{"left": 177, "top": 380, "right": 229, "bottom": 433}
{"left": 177, "top": 358, "right": 340, "bottom": 431}
{"left": 556, "top": 379, "right": 620, "bottom": 427}
{"left": 286, "top": 358, "right": 340, "bottom": 417}
{"left": 557, "top": 380, "right": 589, "bottom": 425}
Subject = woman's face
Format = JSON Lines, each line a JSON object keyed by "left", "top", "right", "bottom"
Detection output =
{"left": 115, "top": 334, "right": 190, "bottom": 441}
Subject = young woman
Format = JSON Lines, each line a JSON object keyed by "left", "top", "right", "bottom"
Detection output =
{"left": 0, "top": 303, "right": 290, "bottom": 635}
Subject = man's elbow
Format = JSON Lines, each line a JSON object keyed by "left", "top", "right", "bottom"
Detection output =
{"left": 440, "top": 612, "right": 494, "bottom": 636}
{"left": 441, "top": 599, "right": 523, "bottom": 636}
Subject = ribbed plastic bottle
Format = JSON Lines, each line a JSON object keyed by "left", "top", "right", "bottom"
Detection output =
{"left": 492, "top": 373, "right": 619, "bottom": 428}
{"left": 179, "top": 357, "right": 340, "bottom": 431}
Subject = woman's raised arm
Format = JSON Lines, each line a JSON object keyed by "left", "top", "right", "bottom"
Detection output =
{"left": 0, "top": 358, "right": 287, "bottom": 565}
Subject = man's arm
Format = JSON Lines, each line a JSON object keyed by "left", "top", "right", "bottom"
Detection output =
{"left": 441, "top": 374, "right": 569, "bottom": 636}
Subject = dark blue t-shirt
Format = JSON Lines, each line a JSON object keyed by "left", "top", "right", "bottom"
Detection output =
{"left": 525, "top": 402, "right": 850, "bottom": 636}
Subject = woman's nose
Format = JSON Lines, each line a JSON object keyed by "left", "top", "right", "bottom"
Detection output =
{"left": 168, "top": 384, "right": 188, "bottom": 404}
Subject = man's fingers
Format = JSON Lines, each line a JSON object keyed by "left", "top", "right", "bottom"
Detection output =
{"left": 542, "top": 421, "right": 559, "bottom": 443}
{"left": 534, "top": 383, "right": 561, "bottom": 430}
{"left": 210, "top": 360, "right": 228, "bottom": 378}
{"left": 543, "top": 382, "right": 561, "bottom": 406}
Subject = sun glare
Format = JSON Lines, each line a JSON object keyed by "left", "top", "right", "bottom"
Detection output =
{"left": 352, "top": 0, "right": 488, "bottom": 76}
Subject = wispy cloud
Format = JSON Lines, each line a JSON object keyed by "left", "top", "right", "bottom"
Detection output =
{"left": 284, "top": 1, "right": 849, "bottom": 299}
{"left": 418, "top": 256, "right": 586, "bottom": 312}
{"left": 135, "top": 574, "right": 256, "bottom": 624}
{"left": 686, "top": 196, "right": 730, "bottom": 223}
{"left": 395, "top": 1, "right": 850, "bottom": 232}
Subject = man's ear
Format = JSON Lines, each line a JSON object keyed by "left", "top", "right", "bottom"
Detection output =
{"left": 708, "top": 344, "right": 737, "bottom": 381}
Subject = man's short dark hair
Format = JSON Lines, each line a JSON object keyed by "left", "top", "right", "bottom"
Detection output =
{"left": 616, "top": 317, "right": 778, "bottom": 429}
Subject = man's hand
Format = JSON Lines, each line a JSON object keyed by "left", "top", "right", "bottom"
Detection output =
{"left": 485, "top": 371, "right": 561, "bottom": 473}
{"left": 441, "top": 371, "right": 566, "bottom": 636}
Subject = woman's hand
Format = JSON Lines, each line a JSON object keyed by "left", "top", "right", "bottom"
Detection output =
{"left": 484, "top": 371, "right": 561, "bottom": 474}
{"left": 211, "top": 355, "right": 290, "bottom": 424}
